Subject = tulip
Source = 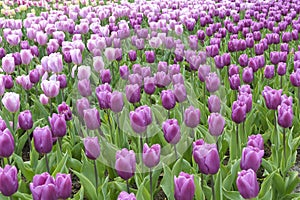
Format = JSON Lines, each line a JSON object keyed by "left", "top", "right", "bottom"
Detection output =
{"left": 33, "top": 126, "right": 53, "bottom": 154}
{"left": 84, "top": 137, "right": 100, "bottom": 160}
{"left": 264, "top": 65, "right": 275, "bottom": 79}
{"left": 129, "top": 74, "right": 143, "bottom": 87}
{"left": 143, "top": 143, "right": 161, "bottom": 168}
{"left": 76, "top": 97, "right": 90, "bottom": 118}
{"left": 30, "top": 173, "right": 57, "bottom": 200}
{"left": 239, "top": 54, "right": 248, "bottom": 67}
{"left": 96, "top": 88, "right": 111, "bottom": 110}
{"left": 2, "top": 55, "right": 15, "bottom": 74}
{"left": 49, "top": 113, "right": 67, "bottom": 137}
{"left": 145, "top": 51, "right": 155, "bottom": 63}
{"left": 277, "top": 62, "right": 286, "bottom": 76}
{"left": 184, "top": 106, "right": 201, "bottom": 128}
{"left": 18, "top": 110, "right": 33, "bottom": 130}
{"left": 174, "top": 172, "right": 195, "bottom": 200}
{"left": 278, "top": 104, "right": 293, "bottom": 129}
{"left": 70, "top": 48, "right": 82, "bottom": 65}
{"left": 238, "top": 93, "right": 252, "bottom": 113}
{"left": 236, "top": 169, "right": 259, "bottom": 199}
{"left": 29, "top": 69, "right": 40, "bottom": 84}
{"left": 0, "top": 165, "right": 18, "bottom": 197}
{"left": 84, "top": 108, "right": 101, "bottom": 130}
{"left": 262, "top": 86, "right": 282, "bottom": 110}
{"left": 110, "top": 91, "right": 124, "bottom": 113}
{"left": 157, "top": 62, "right": 168, "bottom": 73}
{"left": 198, "top": 65, "right": 211, "bottom": 82}
{"left": 119, "top": 65, "right": 130, "bottom": 80}
{"left": 208, "top": 113, "right": 225, "bottom": 136}
{"left": 144, "top": 77, "right": 156, "bottom": 95}
{"left": 115, "top": 148, "right": 136, "bottom": 180}
{"left": 41, "top": 80, "right": 60, "bottom": 98}
{"left": 240, "top": 146, "right": 264, "bottom": 172}
{"left": 290, "top": 69, "right": 300, "bottom": 87}
{"left": 125, "top": 84, "right": 141, "bottom": 104}
{"left": 58, "top": 102, "right": 72, "bottom": 121}
{"left": 55, "top": 173, "right": 72, "bottom": 199}
{"left": 78, "top": 79, "right": 92, "bottom": 97}
{"left": 231, "top": 100, "right": 247, "bottom": 124}
{"left": 129, "top": 106, "right": 152, "bottom": 134}
{"left": 208, "top": 95, "right": 221, "bottom": 113}
{"left": 118, "top": 191, "right": 136, "bottom": 200}
{"left": 173, "top": 84, "right": 187, "bottom": 103}
{"left": 100, "top": 69, "right": 111, "bottom": 84}
{"left": 0, "top": 129, "right": 14, "bottom": 158}
{"left": 128, "top": 50, "right": 137, "bottom": 61}
{"left": 155, "top": 71, "right": 171, "bottom": 88}
{"left": 270, "top": 52, "right": 280, "bottom": 65}
{"left": 229, "top": 74, "right": 240, "bottom": 90}
{"left": 172, "top": 74, "right": 184, "bottom": 85}
{"left": 162, "top": 119, "right": 181, "bottom": 145}
{"left": 247, "top": 134, "right": 264, "bottom": 150}
{"left": 239, "top": 85, "right": 251, "bottom": 95}
{"left": 206, "top": 72, "right": 220, "bottom": 93}
{"left": 39, "top": 94, "right": 49, "bottom": 105}
{"left": 161, "top": 90, "right": 176, "bottom": 111}
{"left": 77, "top": 65, "right": 91, "bottom": 80}
{"left": 2, "top": 92, "right": 20, "bottom": 113}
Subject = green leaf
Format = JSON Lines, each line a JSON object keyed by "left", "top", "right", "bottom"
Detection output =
{"left": 259, "top": 171, "right": 276, "bottom": 198}
{"left": 71, "top": 169, "right": 98, "bottom": 200}
{"left": 222, "top": 189, "right": 243, "bottom": 200}
{"left": 272, "top": 172, "right": 285, "bottom": 195}
{"left": 13, "top": 154, "right": 34, "bottom": 181}
{"left": 223, "top": 159, "right": 240, "bottom": 191}
{"left": 172, "top": 157, "right": 193, "bottom": 176}
{"left": 12, "top": 191, "right": 32, "bottom": 200}
{"left": 52, "top": 153, "right": 69, "bottom": 177}
{"left": 194, "top": 175, "right": 205, "bottom": 200}
{"left": 136, "top": 178, "right": 151, "bottom": 200}
{"left": 73, "top": 186, "right": 85, "bottom": 200}
{"left": 161, "top": 164, "right": 174, "bottom": 200}
{"left": 285, "top": 171, "right": 300, "bottom": 194}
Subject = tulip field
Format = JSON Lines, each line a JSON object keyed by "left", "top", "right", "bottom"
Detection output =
{"left": 1, "top": 0, "right": 300, "bottom": 199}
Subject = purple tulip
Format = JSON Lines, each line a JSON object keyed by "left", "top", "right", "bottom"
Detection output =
{"left": 58, "top": 102, "right": 72, "bottom": 121}
{"left": 125, "top": 84, "right": 141, "bottom": 104}
{"left": 206, "top": 72, "right": 220, "bottom": 93}
{"left": 119, "top": 65, "right": 130, "bottom": 80}
{"left": 270, "top": 52, "right": 280, "bottom": 65}
{"left": 278, "top": 104, "right": 293, "bottom": 128}
{"left": 229, "top": 74, "right": 241, "bottom": 90}
{"left": 236, "top": 169, "right": 259, "bottom": 199}
{"left": 0, "top": 165, "right": 18, "bottom": 196}
{"left": 208, "top": 113, "right": 225, "bottom": 136}
{"left": 174, "top": 172, "right": 195, "bottom": 200}
{"left": 70, "top": 48, "right": 82, "bottom": 65}
{"left": 41, "top": 80, "right": 60, "bottom": 98}
{"left": 0, "top": 129, "right": 14, "bottom": 158}
{"left": 262, "top": 86, "right": 282, "bottom": 110}
{"left": 214, "top": 55, "right": 224, "bottom": 69}
{"left": 18, "top": 110, "right": 33, "bottom": 130}
{"left": 290, "top": 69, "right": 300, "bottom": 87}
{"left": 161, "top": 90, "right": 176, "bottom": 110}
{"left": 238, "top": 93, "right": 253, "bottom": 113}
{"left": 239, "top": 54, "right": 248, "bottom": 67}
{"left": 84, "top": 137, "right": 100, "bottom": 160}
{"left": 129, "top": 106, "right": 152, "bottom": 133}
{"left": 198, "top": 65, "right": 211, "bottom": 82}
{"left": 29, "top": 69, "right": 40, "bottom": 84}
{"left": 143, "top": 143, "right": 161, "bottom": 168}
{"left": 208, "top": 95, "right": 221, "bottom": 113}
{"left": 162, "top": 119, "right": 181, "bottom": 144}
{"left": 2, "top": 55, "right": 15, "bottom": 74}
{"left": 247, "top": 134, "right": 264, "bottom": 150}
{"left": 184, "top": 106, "right": 201, "bottom": 128}
{"left": 155, "top": 71, "right": 171, "bottom": 88}
{"left": 242, "top": 67, "right": 254, "bottom": 84}
{"left": 193, "top": 140, "right": 220, "bottom": 175}
{"left": 100, "top": 69, "right": 111, "bottom": 84}
{"left": 128, "top": 50, "right": 137, "bottom": 61}
{"left": 240, "top": 146, "right": 264, "bottom": 172}
{"left": 144, "top": 77, "right": 156, "bottom": 95}
{"left": 77, "top": 66, "right": 91, "bottom": 80}
{"left": 49, "top": 113, "right": 67, "bottom": 137}
{"left": 231, "top": 100, "right": 247, "bottom": 124}
{"left": 173, "top": 84, "right": 187, "bottom": 103}
{"left": 76, "top": 97, "right": 90, "bottom": 118}
{"left": 145, "top": 51, "right": 155, "bottom": 63}
{"left": 115, "top": 148, "right": 136, "bottom": 180}
{"left": 78, "top": 79, "right": 92, "bottom": 97}
{"left": 228, "top": 64, "right": 239, "bottom": 77}
{"left": 30, "top": 172, "right": 57, "bottom": 200}
{"left": 33, "top": 126, "right": 53, "bottom": 154}
{"left": 118, "top": 191, "right": 136, "bottom": 200}
{"left": 264, "top": 65, "right": 275, "bottom": 79}
{"left": 55, "top": 173, "right": 72, "bottom": 199}
{"left": 84, "top": 108, "right": 101, "bottom": 130}
{"left": 2, "top": 92, "right": 20, "bottom": 113}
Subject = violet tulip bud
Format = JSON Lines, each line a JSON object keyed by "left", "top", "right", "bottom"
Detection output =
{"left": 278, "top": 104, "right": 293, "bottom": 128}
{"left": 58, "top": 102, "right": 72, "bottom": 121}
{"left": 193, "top": 141, "right": 220, "bottom": 175}
{"left": 144, "top": 77, "right": 156, "bottom": 95}
{"left": 110, "top": 91, "right": 124, "bottom": 113}
{"left": 145, "top": 51, "right": 155, "bottom": 63}
{"left": 270, "top": 52, "right": 280, "bottom": 65}
{"left": 55, "top": 173, "right": 72, "bottom": 199}
{"left": 206, "top": 72, "right": 220, "bottom": 93}
{"left": 173, "top": 84, "right": 187, "bottom": 103}
{"left": 174, "top": 172, "right": 195, "bottom": 200}
{"left": 236, "top": 169, "right": 259, "bottom": 199}
{"left": 41, "top": 80, "right": 60, "bottom": 98}
{"left": 161, "top": 90, "right": 176, "bottom": 110}
{"left": 20, "top": 50, "right": 33, "bottom": 65}
{"left": 277, "top": 62, "right": 286, "bottom": 76}
{"left": 128, "top": 50, "right": 137, "bottom": 61}
{"left": 30, "top": 172, "right": 57, "bottom": 200}
{"left": 162, "top": 119, "right": 181, "bottom": 144}
{"left": 264, "top": 65, "right": 275, "bottom": 79}
{"left": 155, "top": 71, "right": 171, "bottom": 88}
{"left": 77, "top": 65, "right": 91, "bottom": 80}
{"left": 33, "top": 126, "right": 53, "bottom": 154}
{"left": 228, "top": 64, "right": 239, "bottom": 77}
{"left": 0, "top": 129, "right": 14, "bottom": 158}
{"left": 76, "top": 97, "right": 90, "bottom": 118}
{"left": 118, "top": 191, "right": 136, "bottom": 200}
{"left": 2, "top": 92, "right": 20, "bottom": 113}
{"left": 18, "top": 110, "right": 33, "bottom": 130}
{"left": 208, "top": 95, "right": 221, "bottom": 113}
{"left": 125, "top": 84, "right": 141, "bottom": 104}
{"left": 84, "top": 108, "right": 101, "bottom": 130}
{"left": 2, "top": 55, "right": 15, "bottom": 74}
{"left": 78, "top": 79, "right": 92, "bottom": 97}
{"left": 49, "top": 113, "right": 67, "bottom": 137}
{"left": 115, "top": 148, "right": 136, "bottom": 180}
{"left": 96, "top": 88, "right": 111, "bottom": 110}
{"left": 57, "top": 74, "right": 67, "bottom": 89}
{"left": 129, "top": 106, "right": 152, "bottom": 133}
{"left": 290, "top": 69, "right": 300, "bottom": 87}
{"left": 29, "top": 69, "right": 40, "bottom": 84}
{"left": 239, "top": 54, "right": 248, "bottom": 67}
{"left": 247, "top": 134, "right": 264, "bottom": 150}
{"left": 0, "top": 165, "right": 18, "bottom": 196}
{"left": 119, "top": 65, "right": 130, "bottom": 80}
{"left": 229, "top": 74, "right": 241, "bottom": 90}
{"left": 240, "top": 146, "right": 264, "bottom": 172}
{"left": 242, "top": 67, "right": 253, "bottom": 84}
{"left": 3, "top": 75, "right": 14, "bottom": 89}
{"left": 208, "top": 113, "right": 225, "bottom": 136}
{"left": 143, "top": 143, "right": 161, "bottom": 168}
{"left": 100, "top": 69, "right": 111, "bottom": 84}
{"left": 39, "top": 94, "right": 49, "bottom": 105}
{"left": 84, "top": 136, "right": 100, "bottom": 160}
{"left": 231, "top": 100, "right": 247, "bottom": 124}
{"left": 198, "top": 65, "right": 211, "bottom": 82}
{"left": 262, "top": 86, "right": 282, "bottom": 110}
{"left": 184, "top": 106, "right": 201, "bottom": 128}
{"left": 238, "top": 93, "right": 252, "bottom": 113}
{"left": 70, "top": 48, "right": 82, "bottom": 65}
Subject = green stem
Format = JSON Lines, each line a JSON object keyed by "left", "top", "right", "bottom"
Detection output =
{"left": 126, "top": 179, "right": 130, "bottom": 193}
{"left": 298, "top": 87, "right": 300, "bottom": 111}
{"left": 168, "top": 110, "right": 170, "bottom": 119}
{"left": 201, "top": 173, "right": 204, "bottom": 190}
{"left": 236, "top": 123, "right": 239, "bottom": 158}
{"left": 45, "top": 153, "right": 50, "bottom": 173}
{"left": 150, "top": 168, "right": 153, "bottom": 200}
{"left": 94, "top": 160, "right": 98, "bottom": 189}
{"left": 174, "top": 144, "right": 178, "bottom": 160}
{"left": 49, "top": 98, "right": 52, "bottom": 116}
{"left": 211, "top": 175, "right": 216, "bottom": 200}
{"left": 27, "top": 130, "right": 31, "bottom": 152}
{"left": 283, "top": 128, "right": 286, "bottom": 166}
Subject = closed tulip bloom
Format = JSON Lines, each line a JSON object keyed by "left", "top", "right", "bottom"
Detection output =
{"left": 184, "top": 106, "right": 201, "bottom": 128}
{"left": 29, "top": 69, "right": 40, "bottom": 84}
{"left": 119, "top": 65, "right": 130, "bottom": 80}
{"left": 264, "top": 65, "right": 275, "bottom": 79}
{"left": 30, "top": 172, "right": 57, "bottom": 200}
{"left": 208, "top": 95, "right": 221, "bottom": 113}
{"left": 206, "top": 72, "right": 220, "bottom": 93}
{"left": 110, "top": 91, "right": 124, "bottom": 113}
{"left": 206, "top": 45, "right": 219, "bottom": 57}
{"left": 238, "top": 93, "right": 252, "bottom": 113}
{"left": 161, "top": 90, "right": 176, "bottom": 110}
{"left": 84, "top": 137, "right": 100, "bottom": 160}
{"left": 239, "top": 85, "right": 251, "bottom": 95}
{"left": 78, "top": 79, "right": 92, "bottom": 97}
{"left": 57, "top": 75, "right": 66, "bottom": 88}
{"left": 236, "top": 169, "right": 259, "bottom": 199}
{"left": 2, "top": 55, "right": 15, "bottom": 74}
{"left": 247, "top": 134, "right": 264, "bottom": 150}
{"left": 240, "top": 146, "right": 264, "bottom": 172}
{"left": 173, "top": 84, "right": 187, "bottom": 103}
{"left": 77, "top": 65, "right": 91, "bottom": 80}
{"left": 129, "top": 106, "right": 152, "bottom": 133}
{"left": 270, "top": 52, "right": 280, "bottom": 65}
{"left": 208, "top": 113, "right": 225, "bottom": 136}
{"left": 174, "top": 172, "right": 195, "bottom": 200}
{"left": 125, "top": 84, "right": 141, "bottom": 104}
{"left": 280, "top": 43, "right": 289, "bottom": 52}
{"left": 228, "top": 64, "right": 239, "bottom": 77}
{"left": 162, "top": 119, "right": 181, "bottom": 144}
{"left": 290, "top": 69, "right": 300, "bottom": 87}
{"left": 118, "top": 191, "right": 136, "bottom": 200}
{"left": 58, "top": 102, "right": 72, "bottom": 121}
{"left": 145, "top": 51, "right": 155, "bottom": 63}
{"left": 231, "top": 100, "right": 247, "bottom": 124}
{"left": 229, "top": 74, "right": 241, "bottom": 90}
{"left": 214, "top": 55, "right": 224, "bottom": 69}
{"left": 49, "top": 113, "right": 67, "bottom": 137}
{"left": 41, "top": 80, "right": 60, "bottom": 98}
{"left": 33, "top": 126, "right": 53, "bottom": 154}
{"left": 222, "top": 53, "right": 231, "bottom": 66}
{"left": 20, "top": 49, "right": 33, "bottom": 65}
{"left": 84, "top": 108, "right": 101, "bottom": 130}
{"left": 143, "top": 143, "right": 161, "bottom": 168}
{"left": 2, "top": 92, "right": 20, "bottom": 113}
{"left": 0, "top": 165, "right": 18, "bottom": 196}
{"left": 128, "top": 50, "right": 137, "bottom": 61}
{"left": 239, "top": 54, "right": 248, "bottom": 67}
{"left": 155, "top": 71, "right": 171, "bottom": 88}
{"left": 36, "top": 31, "right": 48, "bottom": 45}
{"left": 18, "top": 110, "right": 33, "bottom": 130}
{"left": 172, "top": 74, "right": 184, "bottom": 85}
{"left": 76, "top": 97, "right": 90, "bottom": 118}
{"left": 144, "top": 77, "right": 156, "bottom": 95}
{"left": 39, "top": 94, "right": 49, "bottom": 105}
{"left": 278, "top": 104, "right": 293, "bottom": 128}
{"left": 128, "top": 74, "right": 143, "bottom": 87}
{"left": 55, "top": 173, "right": 72, "bottom": 199}
{"left": 262, "top": 86, "right": 282, "bottom": 110}
{"left": 0, "top": 129, "right": 14, "bottom": 158}
{"left": 0, "top": 48, "right": 6, "bottom": 59}
{"left": 198, "top": 65, "right": 211, "bottom": 82}
{"left": 100, "top": 69, "right": 111, "bottom": 84}
{"left": 70, "top": 49, "right": 82, "bottom": 65}
{"left": 193, "top": 141, "right": 220, "bottom": 175}
{"left": 242, "top": 67, "right": 254, "bottom": 84}
{"left": 115, "top": 148, "right": 136, "bottom": 180}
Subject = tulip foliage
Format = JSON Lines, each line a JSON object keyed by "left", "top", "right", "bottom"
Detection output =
{"left": 0, "top": 0, "right": 300, "bottom": 199}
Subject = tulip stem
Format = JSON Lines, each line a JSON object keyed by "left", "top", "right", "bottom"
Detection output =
{"left": 168, "top": 110, "right": 170, "bottom": 119}
{"left": 201, "top": 173, "right": 204, "bottom": 189}
{"left": 174, "top": 144, "right": 178, "bottom": 160}
{"left": 215, "top": 136, "right": 219, "bottom": 151}
{"left": 49, "top": 98, "right": 52, "bottom": 116}
{"left": 236, "top": 123, "right": 239, "bottom": 157}
{"left": 27, "top": 130, "right": 31, "bottom": 152}
{"left": 126, "top": 179, "right": 130, "bottom": 193}
{"left": 283, "top": 128, "right": 286, "bottom": 166}
{"left": 10, "top": 196, "right": 13, "bottom": 200}
{"left": 274, "top": 110, "right": 277, "bottom": 132}
{"left": 0, "top": 158, "right": 3, "bottom": 168}
{"left": 280, "top": 76, "right": 283, "bottom": 89}
{"left": 45, "top": 153, "right": 50, "bottom": 173}
{"left": 150, "top": 168, "right": 153, "bottom": 200}
{"left": 298, "top": 87, "right": 300, "bottom": 111}
{"left": 6, "top": 157, "right": 10, "bottom": 165}
{"left": 116, "top": 114, "right": 122, "bottom": 147}
{"left": 211, "top": 175, "right": 216, "bottom": 200}
{"left": 94, "top": 160, "right": 98, "bottom": 189}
